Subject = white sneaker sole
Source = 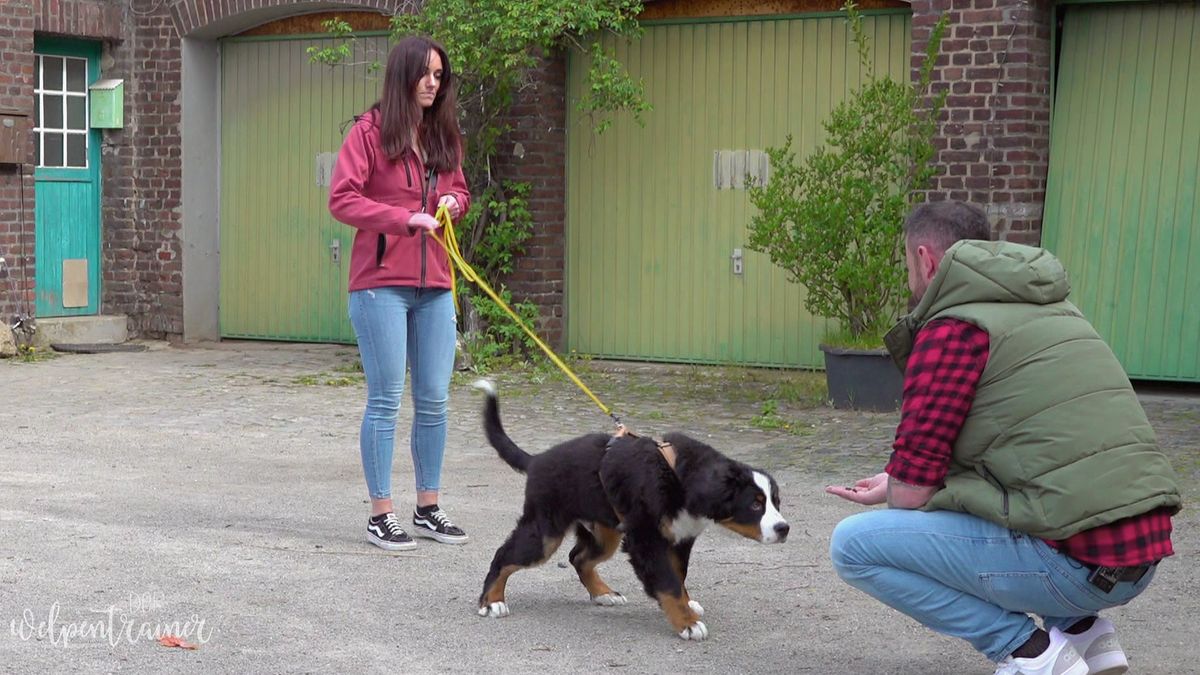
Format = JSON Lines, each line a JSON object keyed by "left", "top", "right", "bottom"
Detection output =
{"left": 411, "top": 526, "right": 468, "bottom": 545}
{"left": 1086, "top": 657, "right": 1128, "bottom": 675}
{"left": 367, "top": 533, "right": 417, "bottom": 551}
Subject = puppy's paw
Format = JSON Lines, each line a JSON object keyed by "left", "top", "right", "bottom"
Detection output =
{"left": 688, "top": 600, "right": 704, "bottom": 616}
{"left": 477, "top": 601, "right": 510, "bottom": 618}
{"left": 592, "top": 592, "right": 627, "bottom": 607}
{"left": 678, "top": 621, "right": 709, "bottom": 641}
{"left": 471, "top": 379, "right": 496, "bottom": 395}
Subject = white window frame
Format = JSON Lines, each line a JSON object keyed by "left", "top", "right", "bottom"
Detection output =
{"left": 33, "top": 54, "right": 90, "bottom": 169}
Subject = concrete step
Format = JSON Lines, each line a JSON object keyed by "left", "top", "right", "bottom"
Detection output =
{"left": 33, "top": 315, "right": 129, "bottom": 348}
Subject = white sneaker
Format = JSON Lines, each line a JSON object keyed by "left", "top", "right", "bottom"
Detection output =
{"left": 994, "top": 628, "right": 1089, "bottom": 675}
{"left": 1063, "top": 617, "right": 1128, "bottom": 675}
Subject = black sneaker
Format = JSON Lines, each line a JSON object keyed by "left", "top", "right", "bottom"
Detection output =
{"left": 367, "top": 513, "right": 417, "bottom": 551}
{"left": 412, "top": 505, "right": 468, "bottom": 544}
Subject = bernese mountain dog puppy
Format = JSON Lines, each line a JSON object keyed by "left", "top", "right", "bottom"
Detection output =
{"left": 472, "top": 380, "right": 788, "bottom": 641}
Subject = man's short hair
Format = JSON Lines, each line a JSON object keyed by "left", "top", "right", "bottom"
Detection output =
{"left": 903, "top": 201, "right": 992, "bottom": 254}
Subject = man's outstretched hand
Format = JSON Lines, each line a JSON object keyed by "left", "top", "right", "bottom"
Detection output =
{"left": 825, "top": 472, "right": 889, "bottom": 506}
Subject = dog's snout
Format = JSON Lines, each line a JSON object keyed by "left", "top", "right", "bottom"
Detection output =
{"left": 774, "top": 522, "right": 790, "bottom": 542}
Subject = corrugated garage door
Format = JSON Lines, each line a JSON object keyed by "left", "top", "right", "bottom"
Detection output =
{"left": 566, "top": 12, "right": 911, "bottom": 367}
{"left": 220, "top": 34, "right": 388, "bottom": 342}
{"left": 1043, "top": 2, "right": 1200, "bottom": 382}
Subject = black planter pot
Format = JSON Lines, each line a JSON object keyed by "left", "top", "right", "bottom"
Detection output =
{"left": 819, "top": 344, "right": 904, "bottom": 412}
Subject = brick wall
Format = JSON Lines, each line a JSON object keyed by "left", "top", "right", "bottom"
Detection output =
{"left": 36, "top": 0, "right": 182, "bottom": 337}
{"left": 910, "top": 0, "right": 1054, "bottom": 244}
{"left": 34, "top": 0, "right": 121, "bottom": 38}
{"left": 0, "top": 0, "right": 181, "bottom": 337}
{"left": 0, "top": 0, "right": 36, "bottom": 326}
{"left": 106, "top": 8, "right": 184, "bottom": 337}
{"left": 493, "top": 54, "right": 568, "bottom": 347}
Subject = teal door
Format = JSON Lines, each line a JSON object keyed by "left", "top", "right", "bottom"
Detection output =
{"left": 33, "top": 39, "right": 102, "bottom": 317}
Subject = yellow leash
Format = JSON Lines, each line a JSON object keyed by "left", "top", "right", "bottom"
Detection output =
{"left": 430, "top": 205, "right": 621, "bottom": 426}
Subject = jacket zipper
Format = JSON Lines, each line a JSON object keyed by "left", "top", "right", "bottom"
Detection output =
{"left": 378, "top": 156, "right": 416, "bottom": 267}
{"left": 418, "top": 161, "right": 430, "bottom": 289}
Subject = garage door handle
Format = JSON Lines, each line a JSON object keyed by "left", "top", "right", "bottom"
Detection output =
{"left": 330, "top": 239, "right": 341, "bottom": 264}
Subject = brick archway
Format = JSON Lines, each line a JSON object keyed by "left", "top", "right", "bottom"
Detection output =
{"left": 170, "top": 1, "right": 399, "bottom": 38}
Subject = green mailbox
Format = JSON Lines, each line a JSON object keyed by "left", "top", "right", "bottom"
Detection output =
{"left": 89, "top": 79, "right": 124, "bottom": 129}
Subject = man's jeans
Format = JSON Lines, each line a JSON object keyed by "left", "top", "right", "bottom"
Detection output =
{"left": 830, "top": 509, "right": 1156, "bottom": 661}
{"left": 349, "top": 287, "right": 457, "bottom": 499}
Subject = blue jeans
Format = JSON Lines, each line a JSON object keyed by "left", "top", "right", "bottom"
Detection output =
{"left": 348, "top": 287, "right": 457, "bottom": 499}
{"left": 830, "top": 509, "right": 1156, "bottom": 662}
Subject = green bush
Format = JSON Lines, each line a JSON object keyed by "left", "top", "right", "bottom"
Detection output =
{"left": 746, "top": 2, "right": 948, "bottom": 345}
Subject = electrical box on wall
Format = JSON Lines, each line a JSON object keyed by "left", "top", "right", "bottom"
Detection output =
{"left": 89, "top": 79, "right": 124, "bottom": 129}
{"left": 0, "top": 109, "right": 29, "bottom": 165}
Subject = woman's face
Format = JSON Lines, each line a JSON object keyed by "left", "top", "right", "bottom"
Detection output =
{"left": 415, "top": 49, "right": 443, "bottom": 109}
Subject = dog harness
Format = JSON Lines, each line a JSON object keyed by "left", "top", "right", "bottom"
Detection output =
{"left": 612, "top": 424, "right": 677, "bottom": 470}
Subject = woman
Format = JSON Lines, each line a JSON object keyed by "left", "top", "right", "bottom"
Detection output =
{"left": 329, "top": 36, "right": 471, "bottom": 550}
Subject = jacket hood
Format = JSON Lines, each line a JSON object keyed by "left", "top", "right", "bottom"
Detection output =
{"left": 913, "top": 240, "right": 1071, "bottom": 319}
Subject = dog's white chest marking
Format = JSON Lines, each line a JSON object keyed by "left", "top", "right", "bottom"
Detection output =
{"left": 666, "top": 512, "right": 711, "bottom": 542}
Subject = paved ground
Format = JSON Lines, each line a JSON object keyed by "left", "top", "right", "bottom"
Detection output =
{"left": 1, "top": 341, "right": 1196, "bottom": 674}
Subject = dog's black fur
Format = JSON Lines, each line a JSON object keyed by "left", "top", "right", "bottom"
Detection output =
{"left": 473, "top": 380, "right": 788, "bottom": 640}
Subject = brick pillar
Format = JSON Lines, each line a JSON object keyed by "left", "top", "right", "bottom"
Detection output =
{"left": 0, "top": 0, "right": 35, "bottom": 326}
{"left": 494, "top": 53, "right": 568, "bottom": 348}
{"left": 911, "top": 0, "right": 1054, "bottom": 244}
{"left": 114, "top": 7, "right": 184, "bottom": 337}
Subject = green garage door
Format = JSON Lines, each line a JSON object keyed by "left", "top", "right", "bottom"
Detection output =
{"left": 566, "top": 12, "right": 910, "bottom": 367}
{"left": 220, "top": 35, "right": 388, "bottom": 342}
{"left": 1044, "top": 2, "right": 1200, "bottom": 382}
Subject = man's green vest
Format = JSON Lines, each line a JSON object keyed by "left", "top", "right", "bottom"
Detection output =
{"left": 884, "top": 240, "right": 1181, "bottom": 539}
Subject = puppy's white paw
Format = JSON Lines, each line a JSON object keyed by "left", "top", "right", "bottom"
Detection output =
{"left": 678, "top": 621, "right": 709, "bottom": 641}
{"left": 471, "top": 379, "right": 496, "bottom": 395}
{"left": 688, "top": 600, "right": 705, "bottom": 616}
{"left": 592, "top": 592, "right": 627, "bottom": 607}
{"left": 477, "top": 601, "right": 510, "bottom": 618}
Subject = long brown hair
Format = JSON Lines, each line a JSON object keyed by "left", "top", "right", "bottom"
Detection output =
{"left": 373, "top": 36, "right": 462, "bottom": 173}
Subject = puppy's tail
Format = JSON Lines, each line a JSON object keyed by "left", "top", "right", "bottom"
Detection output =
{"left": 471, "top": 379, "right": 532, "bottom": 473}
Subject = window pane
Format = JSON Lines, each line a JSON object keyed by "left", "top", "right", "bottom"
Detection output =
{"left": 43, "top": 94, "right": 63, "bottom": 129}
{"left": 65, "top": 58, "right": 87, "bottom": 92}
{"left": 34, "top": 57, "right": 40, "bottom": 90}
{"left": 33, "top": 97, "right": 39, "bottom": 129}
{"left": 43, "top": 132, "right": 64, "bottom": 167}
{"left": 66, "top": 133, "right": 87, "bottom": 168}
{"left": 67, "top": 96, "right": 86, "bottom": 130}
{"left": 42, "top": 56, "right": 63, "bottom": 91}
{"left": 34, "top": 131, "right": 41, "bottom": 165}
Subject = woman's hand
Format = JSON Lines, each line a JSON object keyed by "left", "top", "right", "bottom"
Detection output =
{"left": 407, "top": 212, "right": 440, "bottom": 232}
{"left": 438, "top": 194, "right": 461, "bottom": 220}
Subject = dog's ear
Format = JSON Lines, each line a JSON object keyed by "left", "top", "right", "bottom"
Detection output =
{"left": 694, "top": 463, "right": 747, "bottom": 520}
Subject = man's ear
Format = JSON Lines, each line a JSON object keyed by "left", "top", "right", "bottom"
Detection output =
{"left": 917, "top": 244, "right": 939, "bottom": 281}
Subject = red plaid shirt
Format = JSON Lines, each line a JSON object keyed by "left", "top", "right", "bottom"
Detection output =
{"left": 885, "top": 318, "right": 1174, "bottom": 567}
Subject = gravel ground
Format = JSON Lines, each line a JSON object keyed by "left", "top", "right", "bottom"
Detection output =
{"left": 1, "top": 341, "right": 1196, "bottom": 674}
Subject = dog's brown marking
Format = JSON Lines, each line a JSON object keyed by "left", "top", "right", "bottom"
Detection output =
{"left": 576, "top": 525, "right": 624, "bottom": 598}
{"left": 719, "top": 519, "right": 762, "bottom": 541}
{"left": 480, "top": 535, "right": 565, "bottom": 607}
{"left": 481, "top": 564, "right": 521, "bottom": 605}
{"left": 656, "top": 591, "right": 701, "bottom": 633}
